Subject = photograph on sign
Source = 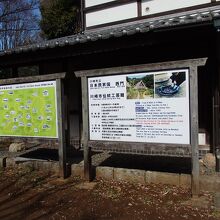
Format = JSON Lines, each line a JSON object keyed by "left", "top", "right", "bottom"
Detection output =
{"left": 155, "top": 71, "right": 186, "bottom": 98}
{"left": 0, "top": 81, "right": 58, "bottom": 138}
{"left": 88, "top": 69, "right": 190, "bottom": 145}
{"left": 126, "top": 74, "right": 154, "bottom": 99}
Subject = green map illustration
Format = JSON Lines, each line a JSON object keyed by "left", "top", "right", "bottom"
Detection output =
{"left": 0, "top": 85, "right": 57, "bottom": 138}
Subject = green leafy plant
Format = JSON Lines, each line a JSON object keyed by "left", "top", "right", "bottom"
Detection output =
{"left": 40, "top": 0, "right": 81, "bottom": 39}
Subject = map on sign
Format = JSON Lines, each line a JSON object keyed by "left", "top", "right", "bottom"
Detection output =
{"left": 0, "top": 81, "right": 58, "bottom": 138}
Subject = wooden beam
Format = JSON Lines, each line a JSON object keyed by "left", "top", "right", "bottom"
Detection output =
{"left": 75, "top": 58, "right": 207, "bottom": 77}
{"left": 190, "top": 65, "right": 200, "bottom": 196}
{"left": 0, "top": 137, "right": 57, "bottom": 143}
{"left": 215, "top": 26, "right": 220, "bottom": 171}
{"left": 81, "top": 76, "right": 92, "bottom": 181}
{"left": 0, "top": 72, "right": 66, "bottom": 85}
{"left": 56, "top": 78, "right": 67, "bottom": 178}
{"left": 137, "top": 0, "right": 142, "bottom": 17}
{"left": 65, "top": 94, "right": 70, "bottom": 143}
{"left": 89, "top": 140, "right": 192, "bottom": 157}
{"left": 80, "top": 0, "right": 86, "bottom": 32}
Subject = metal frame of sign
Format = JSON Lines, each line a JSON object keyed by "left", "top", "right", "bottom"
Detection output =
{"left": 75, "top": 58, "right": 207, "bottom": 196}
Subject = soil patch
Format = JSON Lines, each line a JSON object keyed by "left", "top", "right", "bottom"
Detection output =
{"left": 0, "top": 167, "right": 219, "bottom": 220}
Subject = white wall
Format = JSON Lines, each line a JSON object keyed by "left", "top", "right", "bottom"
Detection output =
{"left": 142, "top": 0, "right": 211, "bottom": 16}
{"left": 85, "top": 0, "right": 213, "bottom": 28}
{"left": 86, "top": 3, "right": 137, "bottom": 27}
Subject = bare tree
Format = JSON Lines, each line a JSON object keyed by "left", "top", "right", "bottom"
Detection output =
{"left": 0, "top": 0, "right": 41, "bottom": 51}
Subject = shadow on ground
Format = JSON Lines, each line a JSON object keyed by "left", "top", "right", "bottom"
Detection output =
{"left": 16, "top": 148, "right": 191, "bottom": 174}
{"left": 99, "top": 153, "right": 191, "bottom": 174}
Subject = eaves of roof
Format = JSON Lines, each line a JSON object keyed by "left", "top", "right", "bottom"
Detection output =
{"left": 1, "top": 5, "right": 220, "bottom": 57}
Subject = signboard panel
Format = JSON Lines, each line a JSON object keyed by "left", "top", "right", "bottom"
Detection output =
{"left": 0, "top": 80, "right": 58, "bottom": 138}
{"left": 88, "top": 69, "right": 190, "bottom": 144}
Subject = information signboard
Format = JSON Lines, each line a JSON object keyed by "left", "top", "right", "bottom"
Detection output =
{"left": 0, "top": 80, "right": 58, "bottom": 138}
{"left": 88, "top": 69, "right": 190, "bottom": 144}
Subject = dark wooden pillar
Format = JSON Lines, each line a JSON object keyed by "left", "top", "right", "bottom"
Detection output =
{"left": 57, "top": 78, "right": 68, "bottom": 178}
{"left": 81, "top": 76, "right": 92, "bottom": 181}
{"left": 137, "top": 0, "right": 142, "bottom": 17}
{"left": 80, "top": 0, "right": 85, "bottom": 32}
{"left": 12, "top": 66, "right": 18, "bottom": 78}
{"left": 214, "top": 19, "right": 220, "bottom": 172}
{"left": 39, "top": 63, "right": 45, "bottom": 75}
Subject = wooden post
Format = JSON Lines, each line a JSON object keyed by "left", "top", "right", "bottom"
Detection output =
{"left": 215, "top": 27, "right": 220, "bottom": 171}
{"left": 65, "top": 95, "right": 70, "bottom": 154}
{"left": 190, "top": 66, "right": 200, "bottom": 196}
{"left": 56, "top": 78, "right": 67, "bottom": 178}
{"left": 81, "top": 0, "right": 85, "bottom": 32}
{"left": 75, "top": 59, "right": 207, "bottom": 188}
{"left": 137, "top": 0, "right": 142, "bottom": 17}
{"left": 39, "top": 63, "right": 45, "bottom": 75}
{"left": 81, "top": 76, "right": 92, "bottom": 181}
{"left": 213, "top": 88, "right": 219, "bottom": 157}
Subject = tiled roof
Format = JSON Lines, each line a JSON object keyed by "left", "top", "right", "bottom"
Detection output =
{"left": 1, "top": 6, "right": 220, "bottom": 57}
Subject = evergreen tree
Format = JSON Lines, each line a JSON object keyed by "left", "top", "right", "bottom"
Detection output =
{"left": 40, "top": 0, "right": 81, "bottom": 40}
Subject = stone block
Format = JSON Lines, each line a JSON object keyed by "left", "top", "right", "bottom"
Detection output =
{"left": 44, "top": 162, "right": 59, "bottom": 174}
{"left": 71, "top": 164, "right": 84, "bottom": 178}
{"left": 9, "top": 143, "right": 26, "bottom": 152}
{"left": 17, "top": 161, "right": 59, "bottom": 174}
{"left": 145, "top": 171, "right": 153, "bottom": 184}
{"left": 6, "top": 157, "right": 15, "bottom": 167}
{"left": 214, "top": 193, "right": 220, "bottom": 210}
{"left": 114, "top": 168, "right": 145, "bottom": 184}
{"left": 215, "top": 177, "right": 220, "bottom": 193}
{"left": 76, "top": 182, "right": 97, "bottom": 190}
{"left": 96, "top": 166, "right": 114, "bottom": 180}
{"left": 180, "top": 174, "right": 191, "bottom": 188}
{"left": 18, "top": 162, "right": 34, "bottom": 170}
{"left": 34, "top": 161, "right": 48, "bottom": 171}
{"left": 147, "top": 171, "right": 180, "bottom": 186}
{"left": 199, "top": 175, "right": 217, "bottom": 192}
